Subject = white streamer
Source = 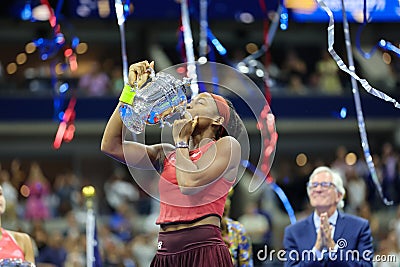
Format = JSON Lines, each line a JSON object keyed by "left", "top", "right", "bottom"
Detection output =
{"left": 180, "top": 0, "right": 199, "bottom": 97}
{"left": 317, "top": 0, "right": 400, "bottom": 109}
{"left": 199, "top": 0, "right": 208, "bottom": 58}
{"left": 115, "top": 0, "right": 129, "bottom": 84}
{"left": 86, "top": 208, "right": 95, "bottom": 267}
{"left": 317, "top": 0, "right": 395, "bottom": 205}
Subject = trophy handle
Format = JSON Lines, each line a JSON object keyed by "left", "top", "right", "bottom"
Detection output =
{"left": 160, "top": 120, "right": 172, "bottom": 128}
{"left": 181, "top": 109, "right": 192, "bottom": 121}
{"left": 147, "top": 67, "right": 155, "bottom": 78}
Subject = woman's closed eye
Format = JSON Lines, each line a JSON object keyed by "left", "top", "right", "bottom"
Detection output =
{"left": 195, "top": 98, "right": 206, "bottom": 105}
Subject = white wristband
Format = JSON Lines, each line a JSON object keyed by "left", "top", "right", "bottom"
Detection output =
{"left": 175, "top": 141, "right": 189, "bottom": 149}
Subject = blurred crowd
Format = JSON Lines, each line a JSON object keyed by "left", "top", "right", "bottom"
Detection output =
{"left": 0, "top": 141, "right": 399, "bottom": 267}
{"left": 1, "top": 46, "right": 399, "bottom": 98}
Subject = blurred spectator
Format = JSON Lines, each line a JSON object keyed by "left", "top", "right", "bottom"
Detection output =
{"left": 365, "top": 154, "right": 384, "bottom": 210}
{"left": 375, "top": 230, "right": 400, "bottom": 267}
{"left": 356, "top": 202, "right": 380, "bottom": 240}
{"left": 354, "top": 151, "right": 370, "bottom": 181}
{"left": 104, "top": 168, "right": 139, "bottom": 213}
{"left": 0, "top": 169, "right": 18, "bottom": 223}
{"left": 390, "top": 205, "right": 400, "bottom": 250}
{"left": 53, "top": 171, "right": 81, "bottom": 217}
{"left": 279, "top": 49, "right": 308, "bottom": 89}
{"left": 36, "top": 230, "right": 67, "bottom": 267}
{"left": 10, "top": 158, "right": 26, "bottom": 193}
{"left": 330, "top": 145, "right": 351, "bottom": 186}
{"left": 315, "top": 50, "right": 342, "bottom": 95}
{"left": 78, "top": 61, "right": 111, "bottom": 97}
{"left": 345, "top": 168, "right": 367, "bottom": 213}
{"left": 71, "top": 190, "right": 89, "bottom": 226}
{"left": 111, "top": 66, "right": 124, "bottom": 96}
{"left": 130, "top": 233, "right": 156, "bottom": 267}
{"left": 62, "top": 211, "right": 84, "bottom": 240}
{"left": 102, "top": 242, "right": 121, "bottom": 266}
{"left": 63, "top": 232, "right": 86, "bottom": 267}
{"left": 307, "top": 72, "right": 321, "bottom": 94}
{"left": 109, "top": 202, "right": 136, "bottom": 242}
{"left": 100, "top": 224, "right": 127, "bottom": 267}
{"left": 238, "top": 201, "right": 270, "bottom": 267}
{"left": 221, "top": 196, "right": 253, "bottom": 267}
{"left": 285, "top": 74, "right": 308, "bottom": 95}
{"left": 120, "top": 243, "right": 137, "bottom": 267}
{"left": 24, "top": 161, "right": 51, "bottom": 220}
{"left": 381, "top": 142, "right": 399, "bottom": 204}
{"left": 31, "top": 224, "right": 49, "bottom": 263}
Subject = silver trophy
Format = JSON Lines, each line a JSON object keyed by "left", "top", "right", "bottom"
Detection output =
{"left": 119, "top": 68, "right": 191, "bottom": 134}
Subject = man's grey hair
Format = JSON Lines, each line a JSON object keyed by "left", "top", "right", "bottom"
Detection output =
{"left": 307, "top": 166, "right": 346, "bottom": 209}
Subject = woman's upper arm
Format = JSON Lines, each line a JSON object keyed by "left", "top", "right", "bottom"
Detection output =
{"left": 14, "top": 232, "right": 35, "bottom": 263}
{"left": 123, "top": 142, "right": 174, "bottom": 170}
{"left": 23, "top": 234, "right": 35, "bottom": 263}
{"left": 183, "top": 136, "right": 241, "bottom": 187}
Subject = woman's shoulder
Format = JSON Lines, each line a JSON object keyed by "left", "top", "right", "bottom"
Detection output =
{"left": 216, "top": 136, "right": 241, "bottom": 150}
{"left": 7, "top": 230, "right": 32, "bottom": 245}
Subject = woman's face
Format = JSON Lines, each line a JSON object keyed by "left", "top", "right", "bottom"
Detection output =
{"left": 186, "top": 92, "right": 220, "bottom": 123}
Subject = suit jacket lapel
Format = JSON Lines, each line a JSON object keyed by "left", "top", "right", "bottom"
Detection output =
{"left": 333, "top": 211, "right": 345, "bottom": 241}
{"left": 306, "top": 213, "right": 317, "bottom": 248}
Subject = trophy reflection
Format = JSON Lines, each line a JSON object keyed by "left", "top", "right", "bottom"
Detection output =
{"left": 119, "top": 68, "right": 191, "bottom": 134}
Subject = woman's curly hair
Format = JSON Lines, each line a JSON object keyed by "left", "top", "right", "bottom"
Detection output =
{"left": 216, "top": 98, "right": 244, "bottom": 141}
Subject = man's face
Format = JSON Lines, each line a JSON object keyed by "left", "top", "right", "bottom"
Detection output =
{"left": 308, "top": 171, "right": 341, "bottom": 210}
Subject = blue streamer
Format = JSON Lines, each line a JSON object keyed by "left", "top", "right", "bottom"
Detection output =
{"left": 184, "top": 2, "right": 231, "bottom": 64}
{"left": 379, "top": 40, "right": 400, "bottom": 57}
{"left": 207, "top": 29, "right": 227, "bottom": 56}
{"left": 21, "top": 1, "right": 32, "bottom": 21}
{"left": 241, "top": 160, "right": 297, "bottom": 225}
{"left": 55, "top": 0, "right": 64, "bottom": 19}
{"left": 356, "top": 0, "right": 400, "bottom": 59}
{"left": 279, "top": 4, "right": 288, "bottom": 31}
{"left": 242, "top": 4, "right": 281, "bottom": 63}
{"left": 205, "top": 32, "right": 220, "bottom": 94}
{"left": 355, "top": 0, "right": 379, "bottom": 59}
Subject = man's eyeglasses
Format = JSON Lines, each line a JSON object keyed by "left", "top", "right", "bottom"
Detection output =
{"left": 307, "top": 181, "right": 336, "bottom": 190}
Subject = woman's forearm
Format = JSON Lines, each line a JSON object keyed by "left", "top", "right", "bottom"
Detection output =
{"left": 175, "top": 147, "right": 199, "bottom": 186}
{"left": 101, "top": 102, "right": 125, "bottom": 162}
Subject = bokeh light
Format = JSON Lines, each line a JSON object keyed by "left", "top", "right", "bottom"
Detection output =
{"left": 16, "top": 53, "right": 27, "bottom": 65}
{"left": 245, "top": 43, "right": 258, "bottom": 54}
{"left": 345, "top": 152, "right": 357, "bottom": 166}
{"left": 382, "top": 52, "right": 391, "bottom": 64}
{"left": 296, "top": 153, "right": 308, "bottom": 167}
{"left": 20, "top": 185, "right": 30, "bottom": 198}
{"left": 6, "top": 63, "right": 17, "bottom": 74}
{"left": 25, "top": 42, "right": 36, "bottom": 54}
{"left": 76, "top": 42, "right": 88, "bottom": 54}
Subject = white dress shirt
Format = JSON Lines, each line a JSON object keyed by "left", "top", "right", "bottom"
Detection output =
{"left": 312, "top": 210, "right": 339, "bottom": 260}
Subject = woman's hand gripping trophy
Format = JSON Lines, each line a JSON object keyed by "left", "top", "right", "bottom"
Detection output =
{"left": 128, "top": 60, "right": 155, "bottom": 90}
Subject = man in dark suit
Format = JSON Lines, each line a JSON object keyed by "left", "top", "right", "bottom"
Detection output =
{"left": 283, "top": 166, "right": 373, "bottom": 266}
